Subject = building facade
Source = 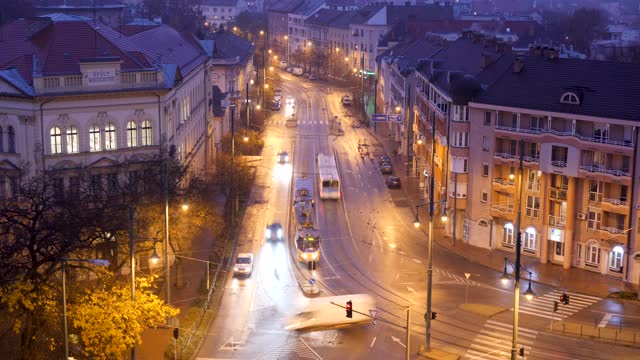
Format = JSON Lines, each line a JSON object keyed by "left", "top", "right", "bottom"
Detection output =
{"left": 200, "top": 0, "right": 249, "bottom": 30}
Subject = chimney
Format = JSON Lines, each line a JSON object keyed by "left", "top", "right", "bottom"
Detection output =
{"left": 529, "top": 45, "right": 542, "bottom": 56}
{"left": 513, "top": 57, "right": 524, "bottom": 73}
{"left": 496, "top": 41, "right": 506, "bottom": 53}
{"left": 544, "top": 47, "right": 559, "bottom": 60}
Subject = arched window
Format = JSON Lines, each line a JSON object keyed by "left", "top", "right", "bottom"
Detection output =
{"left": 89, "top": 124, "right": 101, "bottom": 152}
{"left": 141, "top": 120, "right": 152, "bottom": 146}
{"left": 609, "top": 246, "right": 624, "bottom": 272}
{"left": 66, "top": 126, "right": 78, "bottom": 153}
{"left": 50, "top": 127, "right": 62, "bottom": 154}
{"left": 104, "top": 123, "right": 116, "bottom": 150}
{"left": 0, "top": 126, "right": 4, "bottom": 152}
{"left": 126, "top": 121, "right": 138, "bottom": 147}
{"left": 560, "top": 92, "right": 580, "bottom": 105}
{"left": 7, "top": 126, "right": 15, "bottom": 153}
{"left": 524, "top": 227, "right": 537, "bottom": 252}
{"left": 585, "top": 241, "right": 600, "bottom": 267}
{"left": 503, "top": 223, "right": 514, "bottom": 247}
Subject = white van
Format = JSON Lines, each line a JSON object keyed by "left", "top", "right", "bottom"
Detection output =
{"left": 292, "top": 67, "right": 304, "bottom": 76}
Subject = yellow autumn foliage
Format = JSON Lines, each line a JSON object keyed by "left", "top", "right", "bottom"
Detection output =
{"left": 69, "top": 275, "right": 179, "bottom": 360}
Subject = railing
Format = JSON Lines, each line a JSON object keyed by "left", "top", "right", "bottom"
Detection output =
{"left": 494, "top": 123, "right": 634, "bottom": 147}
{"left": 525, "top": 208, "right": 539, "bottom": 218}
{"left": 580, "top": 165, "right": 631, "bottom": 177}
{"left": 603, "top": 198, "right": 628, "bottom": 206}
{"left": 548, "top": 215, "right": 566, "bottom": 227}
{"left": 36, "top": 71, "right": 162, "bottom": 93}
{"left": 527, "top": 181, "right": 541, "bottom": 192}
{"left": 492, "top": 204, "right": 514, "bottom": 213}
{"left": 551, "top": 160, "right": 567, "bottom": 167}
{"left": 495, "top": 152, "right": 518, "bottom": 160}
{"left": 602, "top": 226, "right": 626, "bottom": 235}
{"left": 494, "top": 178, "right": 515, "bottom": 186}
{"left": 550, "top": 187, "right": 568, "bottom": 200}
{"left": 434, "top": 155, "right": 442, "bottom": 167}
{"left": 523, "top": 156, "right": 539, "bottom": 163}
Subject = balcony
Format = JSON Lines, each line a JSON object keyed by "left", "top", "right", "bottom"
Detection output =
{"left": 35, "top": 71, "right": 163, "bottom": 94}
{"left": 522, "top": 156, "right": 539, "bottom": 163}
{"left": 494, "top": 178, "right": 515, "bottom": 186}
{"left": 491, "top": 203, "right": 514, "bottom": 213}
{"left": 493, "top": 178, "right": 515, "bottom": 192}
{"left": 551, "top": 160, "right": 567, "bottom": 167}
{"left": 601, "top": 198, "right": 629, "bottom": 214}
{"left": 495, "top": 123, "right": 634, "bottom": 148}
{"left": 601, "top": 226, "right": 626, "bottom": 235}
{"left": 495, "top": 152, "right": 518, "bottom": 160}
{"left": 579, "top": 165, "right": 630, "bottom": 178}
{"left": 548, "top": 215, "right": 566, "bottom": 227}
{"left": 549, "top": 187, "right": 568, "bottom": 200}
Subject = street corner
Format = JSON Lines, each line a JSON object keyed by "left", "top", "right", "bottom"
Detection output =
{"left": 458, "top": 303, "right": 507, "bottom": 317}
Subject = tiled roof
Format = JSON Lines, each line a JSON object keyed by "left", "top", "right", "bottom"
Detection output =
{"left": 201, "top": 0, "right": 240, "bottom": 6}
{"left": 291, "top": 0, "right": 326, "bottom": 16}
{"left": 385, "top": 4, "right": 454, "bottom": 24}
{"left": 378, "top": 39, "right": 442, "bottom": 75}
{"left": 266, "top": 0, "right": 304, "bottom": 12}
{"left": 349, "top": 4, "right": 384, "bottom": 25}
{"left": 474, "top": 55, "right": 640, "bottom": 121}
{"left": 306, "top": 9, "right": 345, "bottom": 26}
{"left": 41, "top": 13, "right": 92, "bottom": 22}
{"left": 0, "top": 68, "right": 35, "bottom": 96}
{"left": 0, "top": 17, "right": 209, "bottom": 86}
{"left": 210, "top": 29, "right": 254, "bottom": 66}
{"left": 34, "top": 0, "right": 126, "bottom": 9}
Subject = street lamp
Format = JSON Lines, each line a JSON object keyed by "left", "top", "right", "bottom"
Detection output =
{"left": 62, "top": 257, "right": 110, "bottom": 360}
{"left": 501, "top": 256, "right": 536, "bottom": 355}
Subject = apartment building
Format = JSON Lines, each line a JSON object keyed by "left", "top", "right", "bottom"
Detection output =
{"left": 200, "top": 0, "right": 249, "bottom": 30}
{"left": 465, "top": 48, "right": 640, "bottom": 284}
{"left": 288, "top": 0, "right": 327, "bottom": 52}
{"left": 0, "top": 15, "right": 253, "bottom": 198}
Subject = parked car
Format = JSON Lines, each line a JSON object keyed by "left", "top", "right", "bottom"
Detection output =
{"left": 308, "top": 74, "right": 317, "bottom": 81}
{"left": 233, "top": 253, "right": 254, "bottom": 276}
{"left": 292, "top": 67, "right": 304, "bottom": 76}
{"left": 271, "top": 99, "right": 281, "bottom": 110}
{"left": 378, "top": 156, "right": 391, "bottom": 166}
{"left": 265, "top": 223, "right": 284, "bottom": 241}
{"left": 286, "top": 66, "right": 294, "bottom": 73}
{"left": 341, "top": 95, "right": 352, "bottom": 106}
{"left": 380, "top": 161, "right": 393, "bottom": 174}
{"left": 279, "top": 60, "right": 288, "bottom": 68}
{"left": 303, "top": 72, "right": 310, "bottom": 78}
{"left": 277, "top": 150, "right": 289, "bottom": 164}
{"left": 386, "top": 176, "right": 401, "bottom": 188}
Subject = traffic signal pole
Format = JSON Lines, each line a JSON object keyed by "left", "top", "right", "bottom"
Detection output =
{"left": 406, "top": 307, "right": 411, "bottom": 360}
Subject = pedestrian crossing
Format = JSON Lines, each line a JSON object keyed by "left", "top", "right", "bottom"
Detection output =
{"left": 433, "top": 268, "right": 484, "bottom": 286}
{"left": 266, "top": 119, "right": 329, "bottom": 126}
{"left": 464, "top": 319, "right": 538, "bottom": 360}
{"left": 256, "top": 338, "right": 322, "bottom": 359}
{"left": 250, "top": 283, "right": 274, "bottom": 312}
{"left": 515, "top": 289, "right": 601, "bottom": 320}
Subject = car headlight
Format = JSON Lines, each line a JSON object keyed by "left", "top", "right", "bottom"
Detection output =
{"left": 265, "top": 228, "right": 271, "bottom": 238}
{"left": 234, "top": 266, "right": 239, "bottom": 271}
{"left": 312, "top": 252, "right": 319, "bottom": 260}
{"left": 277, "top": 229, "right": 283, "bottom": 238}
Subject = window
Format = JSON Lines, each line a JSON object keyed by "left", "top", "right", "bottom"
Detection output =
{"left": 587, "top": 208, "right": 601, "bottom": 231}
{"left": 50, "top": 127, "right": 62, "bottom": 154}
{"left": 524, "top": 227, "right": 537, "bottom": 252}
{"left": 484, "top": 111, "right": 491, "bottom": 126}
{"left": 69, "top": 176, "right": 80, "bottom": 200}
{"left": 53, "top": 177, "right": 64, "bottom": 200}
{"left": 90, "top": 174, "right": 102, "bottom": 196}
{"left": 576, "top": 243, "right": 582, "bottom": 265}
{"left": 560, "top": 92, "right": 580, "bottom": 104}
{"left": 525, "top": 196, "right": 540, "bottom": 218}
{"left": 551, "top": 145, "right": 568, "bottom": 167}
{"left": 105, "top": 123, "right": 116, "bottom": 150}
{"left": 482, "top": 163, "right": 489, "bottom": 177}
{"left": 141, "top": 120, "right": 152, "bottom": 146}
{"left": 7, "top": 126, "right": 15, "bottom": 153}
{"left": 482, "top": 136, "right": 489, "bottom": 151}
{"left": 463, "top": 219, "right": 470, "bottom": 241}
{"left": 530, "top": 116, "right": 543, "bottom": 131}
{"left": 481, "top": 190, "right": 488, "bottom": 203}
{"left": 452, "top": 105, "right": 468, "bottom": 122}
{"left": 127, "top": 121, "right": 138, "bottom": 147}
{"left": 527, "top": 170, "right": 540, "bottom": 192}
{"left": 503, "top": 223, "right": 515, "bottom": 247}
{"left": 585, "top": 241, "right": 600, "bottom": 267}
{"left": 90, "top": 124, "right": 101, "bottom": 152}
{"left": 66, "top": 126, "right": 78, "bottom": 153}
{"left": 452, "top": 132, "right": 469, "bottom": 147}
{"left": 589, "top": 180, "right": 602, "bottom": 203}
{"left": 0, "top": 126, "right": 3, "bottom": 152}
{"left": 451, "top": 157, "right": 468, "bottom": 173}
{"left": 609, "top": 246, "right": 624, "bottom": 272}
{"left": 107, "top": 173, "right": 118, "bottom": 193}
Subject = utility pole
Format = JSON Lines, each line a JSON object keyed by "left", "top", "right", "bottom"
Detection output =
{"left": 129, "top": 205, "right": 137, "bottom": 360}
{"left": 425, "top": 108, "right": 436, "bottom": 351}
{"left": 510, "top": 139, "right": 525, "bottom": 360}
{"left": 406, "top": 307, "right": 411, "bottom": 360}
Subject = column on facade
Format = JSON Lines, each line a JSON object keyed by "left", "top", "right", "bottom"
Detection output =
{"left": 564, "top": 176, "right": 577, "bottom": 269}
{"left": 539, "top": 170, "right": 550, "bottom": 264}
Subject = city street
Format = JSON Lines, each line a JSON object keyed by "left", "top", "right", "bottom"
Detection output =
{"left": 196, "top": 71, "right": 640, "bottom": 360}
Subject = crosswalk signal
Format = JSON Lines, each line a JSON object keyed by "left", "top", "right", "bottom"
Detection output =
{"left": 518, "top": 347, "right": 525, "bottom": 357}
{"left": 431, "top": 312, "right": 437, "bottom": 320}
{"left": 553, "top": 300, "right": 559, "bottom": 312}
{"left": 346, "top": 300, "right": 353, "bottom": 318}
{"left": 173, "top": 328, "right": 179, "bottom": 339}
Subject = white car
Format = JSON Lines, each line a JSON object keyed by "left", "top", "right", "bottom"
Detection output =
{"left": 233, "top": 253, "right": 254, "bottom": 276}
{"left": 341, "top": 95, "right": 352, "bottom": 106}
{"left": 279, "top": 60, "right": 288, "bottom": 68}
{"left": 277, "top": 150, "right": 289, "bottom": 164}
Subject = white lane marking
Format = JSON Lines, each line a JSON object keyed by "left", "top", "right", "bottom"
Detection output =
{"left": 370, "top": 336, "right": 377, "bottom": 348}
{"left": 395, "top": 272, "right": 400, "bottom": 280}
{"left": 400, "top": 257, "right": 404, "bottom": 265}
{"left": 412, "top": 258, "right": 422, "bottom": 264}
{"left": 299, "top": 337, "right": 323, "bottom": 360}
{"left": 329, "top": 333, "right": 338, "bottom": 344}
{"left": 391, "top": 336, "right": 406, "bottom": 348}
{"left": 369, "top": 254, "right": 373, "bottom": 263}
{"left": 407, "top": 287, "right": 417, "bottom": 295}
{"left": 599, "top": 313, "right": 613, "bottom": 327}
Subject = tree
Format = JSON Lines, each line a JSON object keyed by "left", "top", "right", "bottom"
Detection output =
{"left": 567, "top": 7, "right": 606, "bottom": 53}
{"left": 0, "top": 0, "right": 34, "bottom": 26}
{"left": 69, "top": 276, "right": 178, "bottom": 360}
{"left": 228, "top": 11, "right": 266, "bottom": 41}
{"left": 143, "top": 0, "right": 205, "bottom": 35}
{"left": 214, "top": 154, "right": 254, "bottom": 201}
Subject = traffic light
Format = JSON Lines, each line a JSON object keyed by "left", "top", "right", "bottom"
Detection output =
{"left": 518, "top": 347, "right": 525, "bottom": 357}
{"left": 431, "top": 312, "right": 437, "bottom": 320}
{"left": 564, "top": 294, "right": 570, "bottom": 305}
{"left": 173, "top": 328, "right": 179, "bottom": 339}
{"left": 553, "top": 300, "right": 559, "bottom": 312}
{"left": 346, "top": 300, "right": 353, "bottom": 318}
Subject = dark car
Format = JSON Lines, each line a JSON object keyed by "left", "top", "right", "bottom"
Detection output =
{"left": 386, "top": 176, "right": 401, "bottom": 188}
{"left": 265, "top": 223, "right": 283, "bottom": 241}
{"left": 380, "top": 161, "right": 393, "bottom": 174}
{"left": 378, "top": 156, "right": 391, "bottom": 166}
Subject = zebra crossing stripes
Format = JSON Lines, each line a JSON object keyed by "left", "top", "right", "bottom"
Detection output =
{"left": 515, "top": 289, "right": 600, "bottom": 320}
{"left": 256, "top": 338, "right": 322, "bottom": 360}
{"left": 464, "top": 319, "right": 538, "bottom": 360}
{"left": 250, "top": 283, "right": 274, "bottom": 312}
{"left": 433, "top": 268, "right": 483, "bottom": 286}
{"left": 266, "top": 119, "right": 329, "bottom": 126}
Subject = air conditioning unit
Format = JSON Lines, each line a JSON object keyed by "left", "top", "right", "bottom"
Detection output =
{"left": 577, "top": 213, "right": 586, "bottom": 220}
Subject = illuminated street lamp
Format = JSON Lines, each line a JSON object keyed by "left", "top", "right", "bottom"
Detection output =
{"left": 307, "top": 41, "right": 312, "bottom": 47}
{"left": 268, "top": 49, "right": 272, "bottom": 54}
{"left": 264, "top": 83, "right": 269, "bottom": 89}
{"left": 243, "top": 135, "right": 249, "bottom": 142}
{"left": 260, "top": 30, "right": 264, "bottom": 36}
{"left": 395, "top": 106, "right": 401, "bottom": 113}
{"left": 256, "top": 104, "right": 261, "bottom": 110}
{"left": 269, "top": 66, "right": 274, "bottom": 71}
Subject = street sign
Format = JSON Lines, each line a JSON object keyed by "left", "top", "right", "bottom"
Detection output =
{"left": 388, "top": 114, "right": 403, "bottom": 122}
{"left": 369, "top": 309, "right": 379, "bottom": 318}
{"left": 464, "top": 273, "right": 471, "bottom": 280}
{"left": 309, "top": 278, "right": 316, "bottom": 285}
{"left": 372, "top": 114, "right": 388, "bottom": 122}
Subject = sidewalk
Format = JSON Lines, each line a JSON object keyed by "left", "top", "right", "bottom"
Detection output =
{"left": 366, "top": 123, "right": 635, "bottom": 299}
{"left": 138, "top": 190, "right": 228, "bottom": 360}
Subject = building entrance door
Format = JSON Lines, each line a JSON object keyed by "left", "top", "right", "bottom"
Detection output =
{"left": 553, "top": 241, "right": 565, "bottom": 262}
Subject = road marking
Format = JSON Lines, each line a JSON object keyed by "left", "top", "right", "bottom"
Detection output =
{"left": 395, "top": 272, "right": 400, "bottom": 280}
{"left": 300, "top": 337, "right": 323, "bottom": 360}
{"left": 412, "top": 258, "right": 422, "bottom": 264}
{"left": 370, "top": 336, "right": 377, "bottom": 348}
{"left": 407, "top": 286, "right": 417, "bottom": 295}
{"left": 400, "top": 257, "right": 404, "bottom": 265}
{"left": 599, "top": 313, "right": 613, "bottom": 327}
{"left": 329, "top": 333, "right": 338, "bottom": 344}
{"left": 369, "top": 254, "right": 373, "bottom": 263}
{"left": 391, "top": 336, "right": 406, "bottom": 348}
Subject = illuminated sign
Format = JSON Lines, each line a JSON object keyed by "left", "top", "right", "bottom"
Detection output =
{"left": 548, "top": 228, "right": 564, "bottom": 242}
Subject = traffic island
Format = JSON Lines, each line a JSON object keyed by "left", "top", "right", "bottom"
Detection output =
{"left": 459, "top": 303, "right": 506, "bottom": 317}
{"left": 546, "top": 322, "right": 640, "bottom": 347}
{"left": 418, "top": 345, "right": 460, "bottom": 360}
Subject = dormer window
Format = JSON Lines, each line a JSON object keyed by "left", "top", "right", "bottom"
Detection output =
{"left": 560, "top": 92, "right": 580, "bottom": 105}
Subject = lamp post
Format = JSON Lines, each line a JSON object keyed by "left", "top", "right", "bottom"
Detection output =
{"left": 501, "top": 257, "right": 536, "bottom": 359}
{"left": 413, "top": 199, "right": 447, "bottom": 354}
{"left": 246, "top": 79, "right": 253, "bottom": 129}
{"left": 229, "top": 90, "right": 241, "bottom": 226}
{"left": 62, "top": 258, "right": 110, "bottom": 360}
{"left": 284, "top": 35, "right": 290, "bottom": 64}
